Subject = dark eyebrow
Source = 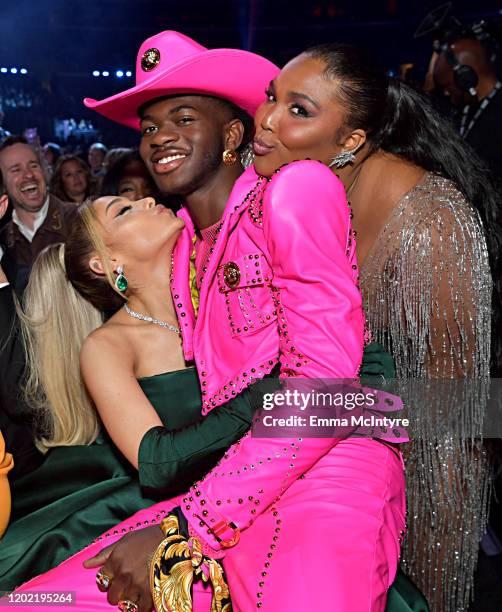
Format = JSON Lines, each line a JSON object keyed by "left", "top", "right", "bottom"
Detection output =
{"left": 169, "top": 104, "right": 198, "bottom": 114}
{"left": 140, "top": 104, "right": 198, "bottom": 123}
{"left": 105, "top": 197, "right": 123, "bottom": 215}
{"left": 289, "top": 91, "right": 319, "bottom": 109}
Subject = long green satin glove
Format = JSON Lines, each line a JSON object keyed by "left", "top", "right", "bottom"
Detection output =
{"left": 387, "top": 567, "right": 430, "bottom": 611}
{"left": 138, "top": 388, "right": 258, "bottom": 497}
{"left": 360, "top": 341, "right": 396, "bottom": 388}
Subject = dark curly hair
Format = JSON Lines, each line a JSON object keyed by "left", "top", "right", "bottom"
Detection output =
{"left": 100, "top": 149, "right": 161, "bottom": 202}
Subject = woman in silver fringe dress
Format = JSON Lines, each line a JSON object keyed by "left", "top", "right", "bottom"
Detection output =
{"left": 360, "top": 173, "right": 492, "bottom": 611}
{"left": 300, "top": 45, "right": 502, "bottom": 611}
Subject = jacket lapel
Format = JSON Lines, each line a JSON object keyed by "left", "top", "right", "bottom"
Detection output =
{"left": 172, "top": 208, "right": 196, "bottom": 360}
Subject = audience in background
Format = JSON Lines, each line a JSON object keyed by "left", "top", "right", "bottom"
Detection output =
{"left": 0, "top": 106, "right": 11, "bottom": 144}
{"left": 430, "top": 36, "right": 502, "bottom": 184}
{"left": 42, "top": 143, "right": 62, "bottom": 176}
{"left": 50, "top": 155, "right": 96, "bottom": 204}
{"left": 0, "top": 136, "right": 75, "bottom": 294}
{"left": 100, "top": 149, "right": 161, "bottom": 202}
{"left": 87, "top": 142, "right": 108, "bottom": 176}
{"left": 103, "top": 146, "right": 133, "bottom": 171}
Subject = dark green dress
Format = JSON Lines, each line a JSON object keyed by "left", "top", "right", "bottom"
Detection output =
{"left": 0, "top": 368, "right": 254, "bottom": 591}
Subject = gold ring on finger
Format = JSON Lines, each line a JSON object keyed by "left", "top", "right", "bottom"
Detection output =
{"left": 95, "top": 569, "right": 112, "bottom": 592}
{"left": 118, "top": 600, "right": 139, "bottom": 612}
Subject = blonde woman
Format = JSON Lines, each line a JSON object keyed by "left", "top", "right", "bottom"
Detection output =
{"left": 0, "top": 193, "right": 264, "bottom": 590}
{"left": 1, "top": 174, "right": 393, "bottom": 599}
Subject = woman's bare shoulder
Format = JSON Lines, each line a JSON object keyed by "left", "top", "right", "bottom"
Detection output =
{"left": 364, "top": 152, "right": 426, "bottom": 204}
{"left": 80, "top": 318, "right": 133, "bottom": 366}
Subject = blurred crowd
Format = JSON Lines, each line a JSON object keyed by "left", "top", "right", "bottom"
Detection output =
{"left": 0, "top": 136, "right": 163, "bottom": 294}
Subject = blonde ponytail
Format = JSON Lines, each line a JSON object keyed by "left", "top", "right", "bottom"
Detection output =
{"left": 18, "top": 243, "right": 103, "bottom": 452}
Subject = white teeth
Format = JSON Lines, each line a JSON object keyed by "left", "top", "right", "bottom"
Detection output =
{"left": 21, "top": 184, "right": 38, "bottom": 192}
{"left": 156, "top": 154, "right": 186, "bottom": 164}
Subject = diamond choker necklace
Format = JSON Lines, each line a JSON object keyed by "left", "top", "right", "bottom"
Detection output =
{"left": 124, "top": 303, "right": 181, "bottom": 335}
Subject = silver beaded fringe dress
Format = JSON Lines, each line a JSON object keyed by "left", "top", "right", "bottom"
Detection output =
{"left": 360, "top": 172, "right": 492, "bottom": 612}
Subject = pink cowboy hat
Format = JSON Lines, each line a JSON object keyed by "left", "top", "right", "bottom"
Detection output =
{"left": 84, "top": 31, "right": 279, "bottom": 130}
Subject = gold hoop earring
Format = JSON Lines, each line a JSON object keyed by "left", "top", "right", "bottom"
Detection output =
{"left": 222, "top": 149, "right": 238, "bottom": 165}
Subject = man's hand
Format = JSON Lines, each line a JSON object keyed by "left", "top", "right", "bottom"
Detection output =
{"left": 0, "top": 194, "right": 8, "bottom": 220}
{"left": 83, "top": 525, "right": 165, "bottom": 612}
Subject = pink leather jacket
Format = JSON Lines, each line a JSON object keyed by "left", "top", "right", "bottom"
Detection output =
{"left": 171, "top": 160, "right": 366, "bottom": 549}
{"left": 172, "top": 160, "right": 364, "bottom": 413}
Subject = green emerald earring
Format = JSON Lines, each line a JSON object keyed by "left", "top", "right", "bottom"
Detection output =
{"left": 114, "top": 266, "right": 128, "bottom": 293}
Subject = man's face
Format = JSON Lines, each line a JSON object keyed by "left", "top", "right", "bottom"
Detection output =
{"left": 0, "top": 143, "right": 47, "bottom": 213}
{"left": 139, "top": 95, "right": 228, "bottom": 197}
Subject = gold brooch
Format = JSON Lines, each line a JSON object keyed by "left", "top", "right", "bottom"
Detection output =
{"left": 141, "top": 48, "right": 161, "bottom": 72}
{"left": 223, "top": 262, "right": 241, "bottom": 288}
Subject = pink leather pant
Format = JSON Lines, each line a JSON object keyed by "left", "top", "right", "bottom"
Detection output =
{"left": 4, "top": 439, "right": 405, "bottom": 611}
